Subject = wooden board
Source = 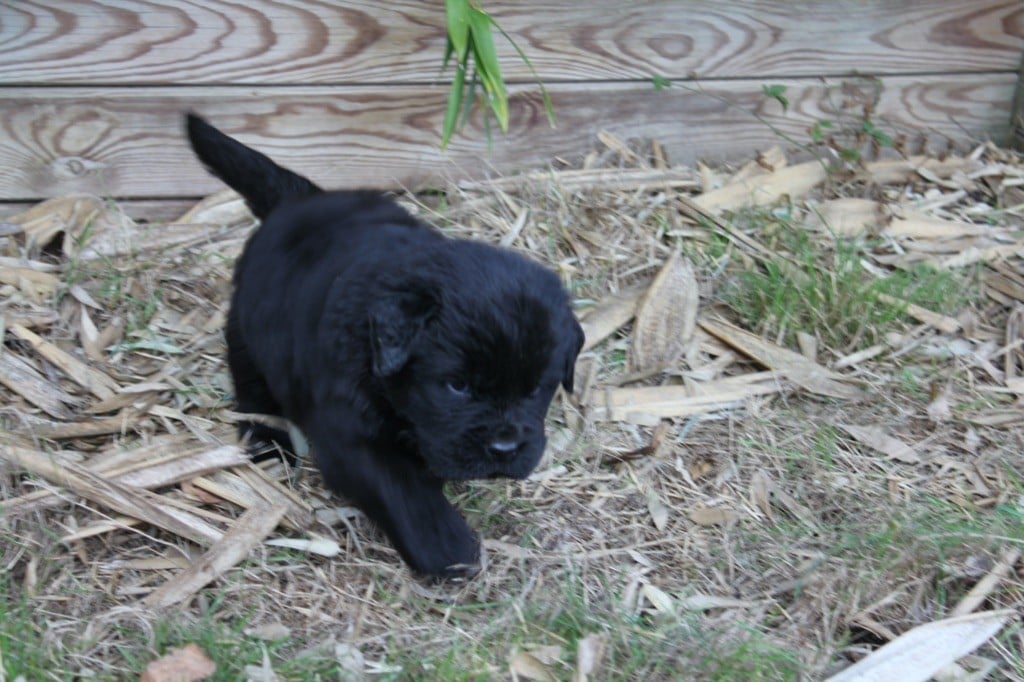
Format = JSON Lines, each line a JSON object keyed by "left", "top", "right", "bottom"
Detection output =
{"left": 0, "top": 73, "right": 1013, "bottom": 201}
{"left": 1, "top": 0, "right": 1020, "bottom": 85}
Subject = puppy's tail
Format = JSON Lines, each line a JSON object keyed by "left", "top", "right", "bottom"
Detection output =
{"left": 185, "top": 112, "right": 322, "bottom": 220}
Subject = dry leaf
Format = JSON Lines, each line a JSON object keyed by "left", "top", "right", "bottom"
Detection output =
{"left": 839, "top": 424, "right": 921, "bottom": 464}
{"left": 688, "top": 506, "right": 739, "bottom": 526}
{"left": 140, "top": 643, "right": 216, "bottom": 682}
{"left": 6, "top": 194, "right": 104, "bottom": 253}
{"left": 646, "top": 490, "right": 670, "bottom": 532}
{"left": 334, "top": 642, "right": 365, "bottom": 682}
{"left": 509, "top": 649, "right": 559, "bottom": 682}
{"left": 927, "top": 385, "right": 953, "bottom": 422}
{"left": 143, "top": 501, "right": 288, "bottom": 607}
{"left": 264, "top": 535, "right": 340, "bottom": 557}
{"left": 244, "top": 622, "right": 291, "bottom": 641}
{"left": 573, "top": 634, "right": 607, "bottom": 682}
{"left": 592, "top": 372, "right": 785, "bottom": 422}
{"left": 579, "top": 285, "right": 645, "bottom": 352}
{"left": 825, "top": 610, "right": 1013, "bottom": 682}
{"left": 807, "top": 198, "right": 881, "bottom": 237}
{"left": 244, "top": 646, "right": 280, "bottom": 682}
{"left": 678, "top": 594, "right": 756, "bottom": 611}
{"left": 175, "top": 189, "right": 252, "bottom": 226}
{"left": 695, "top": 161, "right": 828, "bottom": 213}
{"left": 641, "top": 584, "right": 675, "bottom": 614}
{"left": 750, "top": 469, "right": 775, "bottom": 521}
{"left": 700, "top": 318, "right": 862, "bottom": 400}
{"left": 630, "top": 252, "right": 698, "bottom": 373}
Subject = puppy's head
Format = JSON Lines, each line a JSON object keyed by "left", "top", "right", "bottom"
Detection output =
{"left": 368, "top": 244, "right": 584, "bottom": 480}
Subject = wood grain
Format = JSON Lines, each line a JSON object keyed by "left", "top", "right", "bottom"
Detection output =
{"left": 0, "top": 0, "right": 1020, "bottom": 85}
{"left": 0, "top": 74, "right": 1013, "bottom": 201}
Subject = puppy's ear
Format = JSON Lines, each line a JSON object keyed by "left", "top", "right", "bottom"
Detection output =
{"left": 369, "top": 286, "right": 438, "bottom": 377}
{"left": 561, "top": 317, "right": 585, "bottom": 393}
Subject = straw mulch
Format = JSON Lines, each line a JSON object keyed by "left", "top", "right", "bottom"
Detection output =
{"left": 2, "top": 133, "right": 1023, "bottom": 679}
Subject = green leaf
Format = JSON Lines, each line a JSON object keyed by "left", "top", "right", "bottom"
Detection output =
{"left": 460, "top": 67, "right": 479, "bottom": 129}
{"left": 445, "top": 0, "right": 470, "bottom": 62}
{"left": 467, "top": 6, "right": 508, "bottom": 132}
{"left": 863, "top": 121, "right": 893, "bottom": 147}
{"left": 762, "top": 84, "right": 789, "bottom": 113}
{"left": 492, "top": 20, "right": 556, "bottom": 127}
{"left": 441, "top": 59, "right": 468, "bottom": 149}
{"left": 441, "top": 35, "right": 455, "bottom": 72}
{"left": 839, "top": 147, "right": 862, "bottom": 162}
{"left": 652, "top": 74, "right": 672, "bottom": 91}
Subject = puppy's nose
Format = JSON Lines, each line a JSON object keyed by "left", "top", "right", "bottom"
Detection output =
{"left": 488, "top": 439, "right": 522, "bottom": 460}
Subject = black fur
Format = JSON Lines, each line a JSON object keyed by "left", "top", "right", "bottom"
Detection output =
{"left": 185, "top": 113, "right": 584, "bottom": 578}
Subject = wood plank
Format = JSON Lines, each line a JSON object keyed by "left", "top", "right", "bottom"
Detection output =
{"left": 0, "top": 73, "right": 1014, "bottom": 201}
{"left": 0, "top": 0, "right": 1020, "bottom": 85}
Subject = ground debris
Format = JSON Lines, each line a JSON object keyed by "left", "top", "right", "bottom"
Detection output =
{"left": 2, "top": 136, "right": 1023, "bottom": 679}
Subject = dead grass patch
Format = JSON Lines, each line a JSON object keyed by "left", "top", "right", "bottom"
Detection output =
{"left": 2, "top": 137, "right": 1023, "bottom": 680}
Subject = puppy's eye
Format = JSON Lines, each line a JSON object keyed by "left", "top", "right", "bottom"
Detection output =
{"left": 447, "top": 379, "right": 471, "bottom": 397}
{"left": 528, "top": 384, "right": 542, "bottom": 398}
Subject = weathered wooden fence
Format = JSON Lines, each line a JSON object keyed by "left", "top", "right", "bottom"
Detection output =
{"left": 0, "top": 1, "right": 1021, "bottom": 207}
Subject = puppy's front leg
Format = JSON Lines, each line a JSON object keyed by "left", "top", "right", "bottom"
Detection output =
{"left": 312, "top": 433, "right": 480, "bottom": 578}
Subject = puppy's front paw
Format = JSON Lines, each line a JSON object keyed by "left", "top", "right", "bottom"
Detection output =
{"left": 403, "top": 507, "right": 482, "bottom": 581}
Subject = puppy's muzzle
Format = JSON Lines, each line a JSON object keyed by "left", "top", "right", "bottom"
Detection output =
{"left": 488, "top": 425, "right": 525, "bottom": 461}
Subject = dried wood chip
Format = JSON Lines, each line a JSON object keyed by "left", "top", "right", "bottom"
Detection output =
{"left": 838, "top": 424, "right": 921, "bottom": 464}
{"left": 9, "top": 323, "right": 118, "bottom": 400}
{"left": 699, "top": 318, "right": 862, "bottom": 400}
{"left": 630, "top": 252, "right": 698, "bottom": 373}
{"left": 950, "top": 547, "right": 1021, "bottom": 617}
{"left": 143, "top": 500, "right": 288, "bottom": 608}
{"left": 190, "top": 467, "right": 312, "bottom": 532}
{"left": 5, "top": 194, "right": 105, "bottom": 252}
{"left": 728, "top": 145, "right": 788, "bottom": 184}
{"left": 459, "top": 167, "right": 697, "bottom": 192}
{"left": 0, "top": 265, "right": 61, "bottom": 298}
{"left": 876, "top": 294, "right": 961, "bottom": 334}
{"left": 694, "top": 161, "right": 828, "bottom": 213}
{"left": 0, "top": 350, "right": 78, "bottom": 419}
{"left": 21, "top": 410, "right": 148, "bottom": 440}
{"left": 175, "top": 189, "right": 251, "bottom": 225}
{"left": 591, "top": 372, "right": 785, "bottom": 422}
{"left": 579, "top": 285, "right": 645, "bottom": 352}
{"left": 0, "top": 445, "right": 224, "bottom": 545}
{"left": 807, "top": 198, "right": 882, "bottom": 237}
{"left": 4, "top": 444, "right": 247, "bottom": 515}
{"left": 885, "top": 213, "right": 989, "bottom": 240}
{"left": 825, "top": 610, "right": 1013, "bottom": 682}
{"left": 865, "top": 154, "right": 970, "bottom": 181}
{"left": 264, "top": 535, "right": 341, "bottom": 557}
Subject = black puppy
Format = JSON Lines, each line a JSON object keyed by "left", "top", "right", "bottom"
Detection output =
{"left": 185, "top": 114, "right": 584, "bottom": 577}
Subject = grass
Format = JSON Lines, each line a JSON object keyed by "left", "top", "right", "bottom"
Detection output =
{"left": 723, "top": 209, "right": 979, "bottom": 353}
{"left": 0, "top": 579, "right": 51, "bottom": 679}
